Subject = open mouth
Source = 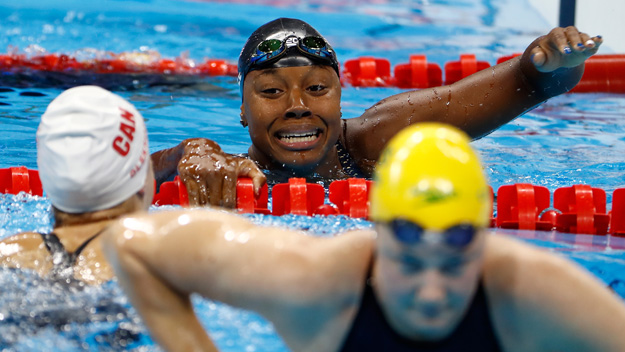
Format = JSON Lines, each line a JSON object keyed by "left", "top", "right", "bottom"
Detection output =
{"left": 275, "top": 129, "right": 322, "bottom": 149}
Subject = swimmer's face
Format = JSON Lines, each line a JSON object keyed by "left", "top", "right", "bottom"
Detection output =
{"left": 241, "top": 65, "right": 341, "bottom": 172}
{"left": 373, "top": 223, "right": 485, "bottom": 341}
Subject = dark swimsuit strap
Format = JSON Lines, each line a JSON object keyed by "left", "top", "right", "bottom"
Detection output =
{"left": 39, "top": 229, "right": 105, "bottom": 281}
{"left": 71, "top": 230, "right": 103, "bottom": 260}
{"left": 337, "top": 120, "right": 367, "bottom": 178}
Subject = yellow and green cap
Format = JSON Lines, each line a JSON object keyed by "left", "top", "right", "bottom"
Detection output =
{"left": 370, "top": 123, "right": 491, "bottom": 230}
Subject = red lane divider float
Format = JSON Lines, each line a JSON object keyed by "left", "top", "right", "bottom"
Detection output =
{"left": 443, "top": 54, "right": 491, "bottom": 85}
{"left": 570, "top": 54, "right": 625, "bottom": 93}
{"left": 2, "top": 48, "right": 623, "bottom": 92}
{"left": 394, "top": 55, "right": 443, "bottom": 89}
{"left": 152, "top": 176, "right": 189, "bottom": 207}
{"left": 0, "top": 166, "right": 43, "bottom": 196}
{"left": 272, "top": 178, "right": 325, "bottom": 216}
{"left": 236, "top": 178, "right": 270, "bottom": 215}
{"left": 329, "top": 178, "right": 373, "bottom": 218}
{"left": 3, "top": 166, "right": 625, "bottom": 236}
{"left": 554, "top": 185, "right": 610, "bottom": 235}
{"left": 342, "top": 57, "right": 393, "bottom": 87}
{"left": 612, "top": 189, "right": 625, "bottom": 237}
{"left": 496, "top": 184, "right": 554, "bottom": 231}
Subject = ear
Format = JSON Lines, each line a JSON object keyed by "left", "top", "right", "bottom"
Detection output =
{"left": 240, "top": 104, "right": 248, "bottom": 127}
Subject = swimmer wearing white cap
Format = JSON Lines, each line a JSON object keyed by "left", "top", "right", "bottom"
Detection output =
{"left": 0, "top": 86, "right": 154, "bottom": 286}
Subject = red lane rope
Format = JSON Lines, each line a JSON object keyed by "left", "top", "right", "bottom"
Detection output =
{"left": 2, "top": 166, "right": 625, "bottom": 237}
{"left": 1, "top": 49, "right": 623, "bottom": 92}
{"left": 0, "top": 51, "right": 237, "bottom": 76}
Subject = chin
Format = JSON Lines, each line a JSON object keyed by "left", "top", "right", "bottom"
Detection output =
{"left": 413, "top": 325, "right": 455, "bottom": 342}
{"left": 396, "top": 315, "right": 458, "bottom": 342}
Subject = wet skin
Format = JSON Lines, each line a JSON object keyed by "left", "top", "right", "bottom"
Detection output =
{"left": 241, "top": 65, "right": 343, "bottom": 176}
{"left": 373, "top": 223, "right": 485, "bottom": 341}
{"left": 150, "top": 26, "right": 602, "bottom": 206}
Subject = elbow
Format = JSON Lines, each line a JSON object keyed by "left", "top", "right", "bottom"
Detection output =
{"left": 102, "top": 218, "right": 150, "bottom": 275}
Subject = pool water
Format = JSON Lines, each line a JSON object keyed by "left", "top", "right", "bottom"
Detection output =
{"left": 1, "top": 0, "right": 625, "bottom": 351}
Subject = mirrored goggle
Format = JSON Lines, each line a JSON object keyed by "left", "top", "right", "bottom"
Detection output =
{"left": 388, "top": 219, "right": 477, "bottom": 249}
{"left": 249, "top": 35, "right": 334, "bottom": 69}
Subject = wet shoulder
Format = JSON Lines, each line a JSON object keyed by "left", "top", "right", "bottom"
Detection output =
{"left": 1, "top": 232, "right": 47, "bottom": 257}
{"left": 0, "top": 231, "right": 51, "bottom": 273}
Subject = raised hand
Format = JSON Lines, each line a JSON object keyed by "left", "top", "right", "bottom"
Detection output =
{"left": 529, "top": 26, "right": 602, "bottom": 73}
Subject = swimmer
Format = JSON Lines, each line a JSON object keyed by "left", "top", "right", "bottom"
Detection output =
{"left": 105, "top": 123, "right": 625, "bottom": 351}
{"left": 151, "top": 18, "right": 603, "bottom": 207}
{"left": 0, "top": 86, "right": 154, "bottom": 286}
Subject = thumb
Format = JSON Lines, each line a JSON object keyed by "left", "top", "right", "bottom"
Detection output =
{"left": 530, "top": 46, "right": 547, "bottom": 68}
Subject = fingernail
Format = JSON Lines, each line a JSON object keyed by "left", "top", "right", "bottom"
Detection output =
{"left": 585, "top": 39, "right": 595, "bottom": 46}
{"left": 577, "top": 43, "right": 584, "bottom": 48}
{"left": 563, "top": 46, "right": 572, "bottom": 54}
{"left": 596, "top": 35, "right": 602, "bottom": 39}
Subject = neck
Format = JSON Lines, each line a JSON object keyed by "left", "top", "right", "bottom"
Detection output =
{"left": 53, "top": 196, "right": 142, "bottom": 228}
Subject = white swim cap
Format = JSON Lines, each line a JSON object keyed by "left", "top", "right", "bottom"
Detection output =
{"left": 37, "top": 86, "right": 149, "bottom": 213}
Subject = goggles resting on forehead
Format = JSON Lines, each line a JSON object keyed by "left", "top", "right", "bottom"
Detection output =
{"left": 387, "top": 219, "right": 477, "bottom": 249}
{"left": 246, "top": 35, "right": 336, "bottom": 75}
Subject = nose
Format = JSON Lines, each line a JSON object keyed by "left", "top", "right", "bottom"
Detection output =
{"left": 284, "top": 88, "right": 312, "bottom": 119}
{"left": 415, "top": 270, "right": 446, "bottom": 304}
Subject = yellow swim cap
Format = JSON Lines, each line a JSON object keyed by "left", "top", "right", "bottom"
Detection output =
{"left": 370, "top": 123, "right": 490, "bottom": 230}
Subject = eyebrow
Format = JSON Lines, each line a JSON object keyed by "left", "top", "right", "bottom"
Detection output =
{"left": 255, "top": 68, "right": 279, "bottom": 78}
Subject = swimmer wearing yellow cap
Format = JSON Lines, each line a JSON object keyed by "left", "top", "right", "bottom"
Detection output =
{"left": 105, "top": 124, "right": 625, "bottom": 352}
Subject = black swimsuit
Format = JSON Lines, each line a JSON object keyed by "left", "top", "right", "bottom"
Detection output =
{"left": 235, "top": 140, "right": 366, "bottom": 179}
{"left": 38, "top": 230, "right": 102, "bottom": 285}
{"left": 340, "top": 275, "right": 503, "bottom": 351}
{"left": 336, "top": 139, "right": 366, "bottom": 178}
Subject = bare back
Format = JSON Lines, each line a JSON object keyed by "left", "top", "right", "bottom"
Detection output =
{"left": 1, "top": 222, "right": 114, "bottom": 285}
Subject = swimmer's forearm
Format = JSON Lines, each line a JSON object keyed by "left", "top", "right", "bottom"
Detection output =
{"left": 104, "top": 225, "right": 218, "bottom": 352}
{"left": 150, "top": 143, "right": 185, "bottom": 186}
{"left": 134, "top": 281, "right": 217, "bottom": 352}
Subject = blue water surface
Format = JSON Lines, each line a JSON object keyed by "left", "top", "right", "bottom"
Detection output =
{"left": 1, "top": 0, "right": 625, "bottom": 351}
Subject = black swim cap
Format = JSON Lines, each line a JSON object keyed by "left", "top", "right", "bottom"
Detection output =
{"left": 238, "top": 18, "right": 340, "bottom": 96}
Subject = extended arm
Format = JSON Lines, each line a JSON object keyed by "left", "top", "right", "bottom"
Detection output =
{"left": 103, "top": 209, "right": 374, "bottom": 351}
{"left": 345, "top": 27, "right": 602, "bottom": 164}
{"left": 484, "top": 235, "right": 625, "bottom": 352}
